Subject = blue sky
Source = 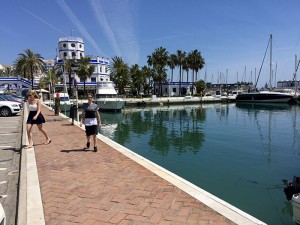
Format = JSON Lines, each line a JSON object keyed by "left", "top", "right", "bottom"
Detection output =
{"left": 1, "top": 0, "right": 300, "bottom": 87}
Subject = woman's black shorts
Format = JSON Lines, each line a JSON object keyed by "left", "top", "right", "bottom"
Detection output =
{"left": 85, "top": 125, "right": 98, "bottom": 136}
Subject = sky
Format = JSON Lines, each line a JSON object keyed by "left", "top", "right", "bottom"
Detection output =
{"left": 1, "top": 0, "right": 300, "bottom": 88}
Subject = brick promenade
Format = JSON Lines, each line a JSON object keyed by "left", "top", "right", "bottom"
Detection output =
{"left": 31, "top": 105, "right": 236, "bottom": 225}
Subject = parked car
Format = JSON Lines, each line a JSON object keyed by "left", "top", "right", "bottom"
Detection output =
{"left": 0, "top": 93, "right": 24, "bottom": 103}
{"left": 0, "top": 96, "right": 21, "bottom": 116}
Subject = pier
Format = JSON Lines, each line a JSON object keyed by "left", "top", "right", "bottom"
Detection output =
{"left": 18, "top": 104, "right": 266, "bottom": 225}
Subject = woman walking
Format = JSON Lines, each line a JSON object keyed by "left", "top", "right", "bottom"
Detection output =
{"left": 80, "top": 93, "right": 101, "bottom": 152}
{"left": 26, "top": 90, "right": 51, "bottom": 148}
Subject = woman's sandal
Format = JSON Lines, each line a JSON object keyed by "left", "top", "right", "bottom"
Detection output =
{"left": 45, "top": 139, "right": 52, "bottom": 145}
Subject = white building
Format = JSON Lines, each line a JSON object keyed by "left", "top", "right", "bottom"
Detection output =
{"left": 54, "top": 36, "right": 110, "bottom": 92}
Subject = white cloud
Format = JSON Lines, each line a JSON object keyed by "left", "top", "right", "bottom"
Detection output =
{"left": 89, "top": 0, "right": 121, "bottom": 56}
{"left": 21, "top": 6, "right": 67, "bottom": 35}
{"left": 92, "top": 0, "right": 139, "bottom": 65}
{"left": 57, "top": 0, "right": 105, "bottom": 56}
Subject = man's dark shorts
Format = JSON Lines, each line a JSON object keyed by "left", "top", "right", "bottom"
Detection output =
{"left": 85, "top": 125, "right": 98, "bottom": 136}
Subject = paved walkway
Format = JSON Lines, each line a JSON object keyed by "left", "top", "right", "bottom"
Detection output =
{"left": 30, "top": 105, "right": 259, "bottom": 225}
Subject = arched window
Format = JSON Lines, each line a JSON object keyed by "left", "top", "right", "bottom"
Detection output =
{"left": 63, "top": 52, "right": 67, "bottom": 57}
{"left": 71, "top": 43, "right": 75, "bottom": 48}
{"left": 63, "top": 43, "right": 66, "bottom": 48}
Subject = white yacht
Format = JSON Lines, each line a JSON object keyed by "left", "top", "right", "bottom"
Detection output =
{"left": 95, "top": 81, "right": 125, "bottom": 111}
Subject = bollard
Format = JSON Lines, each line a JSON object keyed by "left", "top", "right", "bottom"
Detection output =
{"left": 69, "top": 105, "right": 77, "bottom": 125}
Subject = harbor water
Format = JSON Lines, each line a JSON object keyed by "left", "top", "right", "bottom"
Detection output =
{"left": 79, "top": 103, "right": 300, "bottom": 225}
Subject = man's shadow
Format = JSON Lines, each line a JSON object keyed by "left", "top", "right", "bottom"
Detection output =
{"left": 61, "top": 149, "right": 93, "bottom": 153}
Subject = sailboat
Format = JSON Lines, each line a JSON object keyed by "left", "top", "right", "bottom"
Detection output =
{"left": 236, "top": 35, "right": 293, "bottom": 103}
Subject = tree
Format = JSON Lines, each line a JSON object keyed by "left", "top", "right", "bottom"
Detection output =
{"left": 140, "top": 66, "right": 154, "bottom": 95}
{"left": 175, "top": 50, "right": 186, "bottom": 96}
{"left": 0, "top": 67, "right": 14, "bottom": 77}
{"left": 195, "top": 79, "right": 206, "bottom": 96}
{"left": 14, "top": 54, "right": 28, "bottom": 79}
{"left": 182, "top": 57, "right": 190, "bottom": 83}
{"left": 110, "top": 56, "right": 130, "bottom": 95}
{"left": 147, "top": 47, "right": 169, "bottom": 96}
{"left": 130, "top": 64, "right": 147, "bottom": 96}
{"left": 63, "top": 58, "right": 76, "bottom": 95}
{"left": 15, "top": 49, "right": 45, "bottom": 89}
{"left": 167, "top": 54, "right": 177, "bottom": 82}
{"left": 153, "top": 67, "right": 167, "bottom": 96}
{"left": 188, "top": 50, "right": 205, "bottom": 95}
{"left": 77, "top": 57, "right": 95, "bottom": 96}
{"left": 38, "top": 68, "right": 58, "bottom": 91}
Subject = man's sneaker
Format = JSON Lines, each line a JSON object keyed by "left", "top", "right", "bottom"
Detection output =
{"left": 93, "top": 146, "right": 97, "bottom": 152}
{"left": 84, "top": 142, "right": 90, "bottom": 150}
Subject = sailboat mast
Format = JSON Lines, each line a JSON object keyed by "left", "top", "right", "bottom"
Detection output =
{"left": 269, "top": 34, "right": 272, "bottom": 90}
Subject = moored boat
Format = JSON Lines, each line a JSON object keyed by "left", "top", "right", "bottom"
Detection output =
{"left": 236, "top": 91, "right": 293, "bottom": 103}
{"left": 236, "top": 35, "right": 293, "bottom": 104}
{"left": 94, "top": 81, "right": 125, "bottom": 112}
{"left": 283, "top": 176, "right": 300, "bottom": 225}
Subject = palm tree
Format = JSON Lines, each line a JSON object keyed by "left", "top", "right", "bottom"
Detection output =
{"left": 15, "top": 49, "right": 45, "bottom": 89}
{"left": 14, "top": 54, "right": 28, "bottom": 79}
{"left": 147, "top": 47, "right": 169, "bottom": 96}
{"left": 153, "top": 67, "right": 167, "bottom": 95}
{"left": 188, "top": 50, "right": 205, "bottom": 95}
{"left": 110, "top": 56, "right": 130, "bottom": 95}
{"left": 63, "top": 58, "right": 76, "bottom": 95}
{"left": 167, "top": 54, "right": 177, "bottom": 82}
{"left": 182, "top": 58, "right": 190, "bottom": 83}
{"left": 130, "top": 64, "right": 147, "bottom": 96}
{"left": 77, "top": 57, "right": 95, "bottom": 96}
{"left": 140, "top": 66, "right": 154, "bottom": 95}
{"left": 175, "top": 50, "right": 186, "bottom": 96}
{"left": 38, "top": 68, "right": 58, "bottom": 90}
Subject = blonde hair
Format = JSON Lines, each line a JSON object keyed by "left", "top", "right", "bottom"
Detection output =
{"left": 27, "top": 90, "right": 40, "bottom": 99}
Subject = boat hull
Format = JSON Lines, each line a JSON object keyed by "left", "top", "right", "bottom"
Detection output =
{"left": 292, "top": 194, "right": 300, "bottom": 224}
{"left": 236, "top": 92, "right": 293, "bottom": 103}
{"left": 95, "top": 99, "right": 125, "bottom": 112}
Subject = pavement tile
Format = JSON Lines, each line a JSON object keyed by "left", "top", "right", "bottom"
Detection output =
{"left": 31, "top": 105, "right": 236, "bottom": 225}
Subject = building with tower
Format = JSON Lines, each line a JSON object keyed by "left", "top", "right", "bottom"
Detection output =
{"left": 54, "top": 36, "right": 111, "bottom": 94}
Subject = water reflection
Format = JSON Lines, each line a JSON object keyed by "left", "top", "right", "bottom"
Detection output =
{"left": 76, "top": 103, "right": 300, "bottom": 224}
{"left": 103, "top": 105, "right": 207, "bottom": 155}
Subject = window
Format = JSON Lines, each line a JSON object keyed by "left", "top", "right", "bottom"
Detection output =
{"left": 80, "top": 77, "right": 85, "bottom": 82}
{"left": 173, "top": 88, "right": 176, "bottom": 92}
{"left": 63, "top": 52, "right": 67, "bottom": 57}
{"left": 63, "top": 43, "right": 66, "bottom": 48}
{"left": 91, "top": 77, "right": 96, "bottom": 82}
{"left": 79, "top": 44, "right": 82, "bottom": 48}
{"left": 72, "top": 52, "right": 76, "bottom": 57}
{"left": 71, "top": 43, "right": 75, "bottom": 47}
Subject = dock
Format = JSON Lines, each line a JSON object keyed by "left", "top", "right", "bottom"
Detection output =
{"left": 18, "top": 104, "right": 266, "bottom": 225}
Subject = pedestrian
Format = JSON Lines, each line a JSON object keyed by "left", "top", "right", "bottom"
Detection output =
{"left": 26, "top": 90, "right": 51, "bottom": 148}
{"left": 80, "top": 93, "right": 101, "bottom": 152}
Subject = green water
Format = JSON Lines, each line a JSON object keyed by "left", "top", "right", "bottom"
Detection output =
{"left": 84, "top": 103, "right": 300, "bottom": 224}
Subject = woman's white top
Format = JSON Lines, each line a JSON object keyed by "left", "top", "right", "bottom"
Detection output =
{"left": 28, "top": 102, "right": 38, "bottom": 111}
